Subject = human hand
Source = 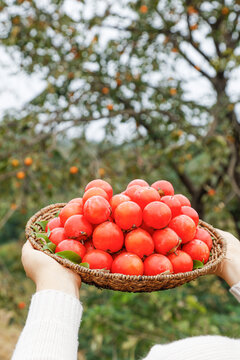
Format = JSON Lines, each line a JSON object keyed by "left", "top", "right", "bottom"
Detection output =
{"left": 22, "top": 241, "right": 81, "bottom": 298}
{"left": 214, "top": 229, "right": 240, "bottom": 287}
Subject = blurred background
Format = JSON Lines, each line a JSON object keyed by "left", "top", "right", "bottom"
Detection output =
{"left": 0, "top": 0, "right": 240, "bottom": 359}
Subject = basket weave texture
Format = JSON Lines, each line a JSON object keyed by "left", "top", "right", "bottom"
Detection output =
{"left": 25, "top": 203, "right": 226, "bottom": 293}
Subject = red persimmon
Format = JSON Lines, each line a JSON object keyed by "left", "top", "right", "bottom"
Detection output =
{"left": 153, "top": 227, "right": 180, "bottom": 255}
{"left": 64, "top": 214, "right": 93, "bottom": 241}
{"left": 182, "top": 239, "right": 210, "bottom": 263}
{"left": 92, "top": 222, "right": 124, "bottom": 253}
{"left": 143, "top": 201, "right": 172, "bottom": 229}
{"left": 123, "top": 185, "right": 141, "bottom": 201}
{"left": 151, "top": 180, "right": 174, "bottom": 196}
{"left": 127, "top": 179, "right": 149, "bottom": 188}
{"left": 55, "top": 239, "right": 86, "bottom": 260}
{"left": 83, "top": 196, "right": 111, "bottom": 224}
{"left": 82, "top": 249, "right": 113, "bottom": 270}
{"left": 111, "top": 252, "right": 144, "bottom": 275}
{"left": 144, "top": 254, "right": 173, "bottom": 276}
{"left": 45, "top": 217, "right": 62, "bottom": 232}
{"left": 125, "top": 228, "right": 154, "bottom": 258}
{"left": 110, "top": 194, "right": 130, "bottom": 216}
{"left": 194, "top": 227, "right": 212, "bottom": 250}
{"left": 168, "top": 250, "right": 193, "bottom": 273}
{"left": 68, "top": 197, "right": 83, "bottom": 206}
{"left": 49, "top": 227, "right": 66, "bottom": 246}
{"left": 82, "top": 187, "right": 108, "bottom": 205}
{"left": 181, "top": 206, "right": 199, "bottom": 226}
{"left": 59, "top": 203, "right": 83, "bottom": 225}
{"left": 114, "top": 201, "right": 142, "bottom": 230}
{"left": 168, "top": 215, "right": 196, "bottom": 243}
{"left": 174, "top": 194, "right": 191, "bottom": 207}
{"left": 85, "top": 179, "right": 113, "bottom": 200}
{"left": 161, "top": 195, "right": 182, "bottom": 218}
{"left": 134, "top": 187, "right": 161, "bottom": 210}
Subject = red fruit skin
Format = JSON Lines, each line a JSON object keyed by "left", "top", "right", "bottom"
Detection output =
{"left": 174, "top": 194, "right": 191, "bottom": 207}
{"left": 134, "top": 187, "right": 161, "bottom": 210}
{"left": 168, "top": 215, "right": 196, "bottom": 244}
{"left": 92, "top": 222, "right": 124, "bottom": 253}
{"left": 127, "top": 179, "right": 149, "bottom": 188}
{"left": 151, "top": 180, "right": 174, "bottom": 196}
{"left": 84, "top": 239, "right": 95, "bottom": 253}
{"left": 111, "top": 252, "right": 144, "bottom": 275}
{"left": 125, "top": 228, "right": 154, "bottom": 258}
{"left": 114, "top": 201, "right": 142, "bottom": 230}
{"left": 45, "top": 217, "right": 62, "bottom": 232}
{"left": 168, "top": 250, "right": 193, "bottom": 273}
{"left": 49, "top": 228, "right": 66, "bottom": 246}
{"left": 82, "top": 187, "right": 108, "bottom": 205}
{"left": 68, "top": 197, "right": 83, "bottom": 207}
{"left": 110, "top": 194, "right": 131, "bottom": 216}
{"left": 55, "top": 239, "right": 86, "bottom": 260}
{"left": 64, "top": 214, "right": 93, "bottom": 240}
{"left": 85, "top": 179, "right": 113, "bottom": 200}
{"left": 59, "top": 203, "right": 83, "bottom": 225}
{"left": 143, "top": 201, "right": 172, "bottom": 229}
{"left": 153, "top": 228, "right": 180, "bottom": 255}
{"left": 194, "top": 228, "right": 212, "bottom": 250}
{"left": 181, "top": 206, "right": 199, "bottom": 226}
{"left": 123, "top": 185, "right": 142, "bottom": 201}
{"left": 83, "top": 196, "right": 111, "bottom": 224}
{"left": 82, "top": 250, "right": 113, "bottom": 270}
{"left": 161, "top": 196, "right": 182, "bottom": 218}
{"left": 144, "top": 254, "right": 173, "bottom": 276}
{"left": 182, "top": 239, "right": 210, "bottom": 263}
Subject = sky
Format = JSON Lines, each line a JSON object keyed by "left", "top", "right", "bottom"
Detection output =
{"left": 0, "top": 0, "right": 239, "bottom": 141}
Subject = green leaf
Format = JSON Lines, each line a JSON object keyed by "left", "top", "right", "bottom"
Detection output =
{"left": 80, "top": 262, "right": 90, "bottom": 268}
{"left": 31, "top": 225, "right": 39, "bottom": 232}
{"left": 35, "top": 232, "right": 50, "bottom": 243}
{"left": 36, "top": 220, "right": 49, "bottom": 231}
{"left": 55, "top": 250, "right": 82, "bottom": 264}
{"left": 193, "top": 260, "right": 204, "bottom": 269}
{"left": 55, "top": 211, "right": 60, "bottom": 217}
{"left": 42, "top": 242, "right": 56, "bottom": 253}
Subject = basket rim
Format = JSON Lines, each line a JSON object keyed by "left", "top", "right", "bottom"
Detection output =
{"left": 25, "top": 203, "right": 227, "bottom": 282}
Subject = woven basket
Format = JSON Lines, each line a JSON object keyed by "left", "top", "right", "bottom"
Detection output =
{"left": 25, "top": 203, "right": 226, "bottom": 293}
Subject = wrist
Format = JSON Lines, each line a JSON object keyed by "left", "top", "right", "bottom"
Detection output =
{"left": 218, "top": 254, "right": 240, "bottom": 288}
{"left": 36, "top": 268, "right": 81, "bottom": 299}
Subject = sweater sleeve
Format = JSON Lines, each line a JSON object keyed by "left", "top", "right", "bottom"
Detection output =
{"left": 143, "top": 281, "right": 240, "bottom": 360}
{"left": 11, "top": 289, "right": 83, "bottom": 360}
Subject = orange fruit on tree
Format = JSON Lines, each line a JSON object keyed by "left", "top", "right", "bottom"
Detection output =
{"left": 187, "top": 6, "right": 198, "bottom": 15}
{"left": 11, "top": 159, "right": 19, "bottom": 167}
{"left": 170, "top": 88, "right": 177, "bottom": 96}
{"left": 190, "top": 24, "right": 198, "bottom": 31}
{"left": 98, "top": 168, "right": 105, "bottom": 177}
{"left": 221, "top": 7, "right": 229, "bottom": 15}
{"left": 24, "top": 157, "right": 33, "bottom": 166}
{"left": 107, "top": 104, "right": 113, "bottom": 111}
{"left": 140, "top": 5, "right": 148, "bottom": 14}
{"left": 70, "top": 166, "right": 78, "bottom": 174}
{"left": 16, "top": 171, "right": 25, "bottom": 179}
{"left": 102, "top": 87, "right": 109, "bottom": 95}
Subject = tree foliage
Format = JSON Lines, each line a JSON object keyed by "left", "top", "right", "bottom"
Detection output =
{"left": 0, "top": 0, "right": 239, "bottom": 235}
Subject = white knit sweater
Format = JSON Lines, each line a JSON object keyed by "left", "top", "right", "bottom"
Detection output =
{"left": 12, "top": 282, "right": 240, "bottom": 360}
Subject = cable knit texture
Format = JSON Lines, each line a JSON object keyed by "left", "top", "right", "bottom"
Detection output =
{"left": 12, "top": 289, "right": 83, "bottom": 360}
{"left": 12, "top": 282, "right": 240, "bottom": 360}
